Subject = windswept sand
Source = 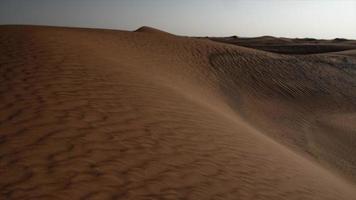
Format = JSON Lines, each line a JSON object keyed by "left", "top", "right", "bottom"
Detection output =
{"left": 210, "top": 35, "right": 356, "bottom": 54}
{"left": 1, "top": 25, "right": 356, "bottom": 199}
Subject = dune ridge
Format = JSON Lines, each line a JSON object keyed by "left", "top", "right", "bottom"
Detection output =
{"left": 209, "top": 35, "right": 356, "bottom": 55}
{"left": 1, "top": 25, "right": 356, "bottom": 199}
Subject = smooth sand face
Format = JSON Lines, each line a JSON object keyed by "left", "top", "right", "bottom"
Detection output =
{"left": 0, "top": 25, "right": 356, "bottom": 199}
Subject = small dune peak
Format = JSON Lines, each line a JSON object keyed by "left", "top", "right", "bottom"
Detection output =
{"left": 135, "top": 26, "right": 173, "bottom": 35}
{"left": 256, "top": 35, "right": 276, "bottom": 40}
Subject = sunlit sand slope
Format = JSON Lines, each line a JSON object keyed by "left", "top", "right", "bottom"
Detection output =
{"left": 1, "top": 26, "right": 356, "bottom": 199}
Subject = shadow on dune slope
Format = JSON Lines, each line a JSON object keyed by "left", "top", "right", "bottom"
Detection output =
{"left": 208, "top": 47, "right": 356, "bottom": 182}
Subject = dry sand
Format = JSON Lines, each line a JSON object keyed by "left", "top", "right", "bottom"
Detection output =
{"left": 1, "top": 25, "right": 356, "bottom": 199}
{"left": 210, "top": 35, "right": 356, "bottom": 54}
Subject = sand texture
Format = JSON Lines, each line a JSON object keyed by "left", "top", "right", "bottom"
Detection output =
{"left": 1, "top": 25, "right": 356, "bottom": 199}
{"left": 210, "top": 35, "right": 356, "bottom": 54}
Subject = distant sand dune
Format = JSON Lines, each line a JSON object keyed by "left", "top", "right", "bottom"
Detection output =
{"left": 1, "top": 25, "right": 356, "bottom": 199}
{"left": 210, "top": 35, "right": 356, "bottom": 54}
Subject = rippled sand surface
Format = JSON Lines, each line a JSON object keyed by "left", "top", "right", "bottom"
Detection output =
{"left": 1, "top": 25, "right": 356, "bottom": 199}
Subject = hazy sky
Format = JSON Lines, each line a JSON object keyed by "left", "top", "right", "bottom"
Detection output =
{"left": 0, "top": 0, "right": 355, "bottom": 39}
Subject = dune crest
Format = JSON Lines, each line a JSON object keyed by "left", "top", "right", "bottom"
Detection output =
{"left": 135, "top": 26, "right": 173, "bottom": 35}
{"left": 0, "top": 25, "right": 356, "bottom": 199}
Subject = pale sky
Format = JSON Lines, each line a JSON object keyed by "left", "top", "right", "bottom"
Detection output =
{"left": 0, "top": 0, "right": 355, "bottom": 39}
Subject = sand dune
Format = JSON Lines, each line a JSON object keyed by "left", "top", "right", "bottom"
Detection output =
{"left": 1, "top": 25, "right": 356, "bottom": 199}
{"left": 210, "top": 35, "right": 356, "bottom": 54}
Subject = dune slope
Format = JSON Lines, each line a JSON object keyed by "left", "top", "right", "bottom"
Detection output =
{"left": 1, "top": 25, "right": 356, "bottom": 200}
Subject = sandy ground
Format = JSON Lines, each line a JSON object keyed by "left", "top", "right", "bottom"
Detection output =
{"left": 1, "top": 25, "right": 356, "bottom": 199}
{"left": 209, "top": 35, "right": 356, "bottom": 54}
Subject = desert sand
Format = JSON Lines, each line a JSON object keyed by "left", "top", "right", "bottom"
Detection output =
{"left": 1, "top": 25, "right": 356, "bottom": 199}
{"left": 210, "top": 35, "right": 356, "bottom": 54}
